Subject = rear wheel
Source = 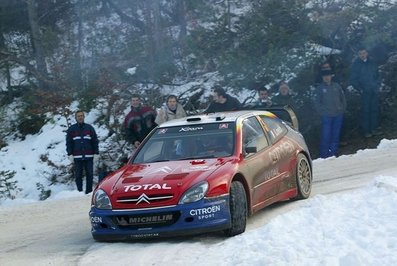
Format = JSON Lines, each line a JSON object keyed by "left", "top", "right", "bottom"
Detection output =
{"left": 294, "top": 153, "right": 312, "bottom": 199}
{"left": 224, "top": 181, "right": 247, "bottom": 237}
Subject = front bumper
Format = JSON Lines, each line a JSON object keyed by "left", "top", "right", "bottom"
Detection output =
{"left": 89, "top": 195, "right": 230, "bottom": 241}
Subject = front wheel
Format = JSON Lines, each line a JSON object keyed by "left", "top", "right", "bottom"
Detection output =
{"left": 224, "top": 181, "right": 247, "bottom": 237}
{"left": 293, "top": 153, "right": 312, "bottom": 200}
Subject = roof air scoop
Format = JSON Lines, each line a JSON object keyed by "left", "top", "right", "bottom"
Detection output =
{"left": 216, "top": 115, "right": 225, "bottom": 121}
{"left": 187, "top": 117, "right": 201, "bottom": 122}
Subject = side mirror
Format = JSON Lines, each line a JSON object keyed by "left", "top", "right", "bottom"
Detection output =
{"left": 245, "top": 146, "right": 257, "bottom": 154}
{"left": 120, "top": 155, "right": 129, "bottom": 164}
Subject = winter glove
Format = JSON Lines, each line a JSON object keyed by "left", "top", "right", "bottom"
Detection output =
{"left": 68, "top": 155, "right": 74, "bottom": 163}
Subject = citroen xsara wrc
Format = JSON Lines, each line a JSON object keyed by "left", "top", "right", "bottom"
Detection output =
{"left": 89, "top": 107, "right": 312, "bottom": 241}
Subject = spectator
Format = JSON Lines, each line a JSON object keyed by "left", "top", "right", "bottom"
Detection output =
{"left": 255, "top": 86, "right": 272, "bottom": 108}
{"left": 314, "top": 69, "right": 346, "bottom": 158}
{"left": 155, "top": 94, "right": 187, "bottom": 125}
{"left": 123, "top": 94, "right": 157, "bottom": 148}
{"left": 66, "top": 110, "right": 99, "bottom": 194}
{"left": 205, "top": 85, "right": 242, "bottom": 113}
{"left": 318, "top": 62, "right": 347, "bottom": 146}
{"left": 320, "top": 61, "right": 332, "bottom": 70}
{"left": 272, "top": 81, "right": 296, "bottom": 110}
{"left": 315, "top": 61, "right": 340, "bottom": 85}
{"left": 349, "top": 47, "right": 382, "bottom": 138}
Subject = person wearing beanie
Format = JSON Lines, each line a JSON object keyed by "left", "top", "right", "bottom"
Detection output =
{"left": 272, "top": 81, "right": 296, "bottom": 111}
{"left": 314, "top": 69, "right": 346, "bottom": 158}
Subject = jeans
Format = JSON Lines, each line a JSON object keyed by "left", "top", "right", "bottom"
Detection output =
{"left": 74, "top": 159, "right": 94, "bottom": 194}
{"left": 319, "top": 114, "right": 344, "bottom": 158}
{"left": 361, "top": 90, "right": 380, "bottom": 135}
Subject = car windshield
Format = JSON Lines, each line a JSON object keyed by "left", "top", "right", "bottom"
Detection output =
{"left": 132, "top": 122, "right": 235, "bottom": 163}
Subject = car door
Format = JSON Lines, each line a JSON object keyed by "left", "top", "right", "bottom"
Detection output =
{"left": 259, "top": 115, "right": 296, "bottom": 196}
{"left": 240, "top": 116, "right": 280, "bottom": 211}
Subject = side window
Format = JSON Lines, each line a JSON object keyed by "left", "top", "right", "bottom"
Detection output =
{"left": 260, "top": 115, "right": 288, "bottom": 143}
{"left": 242, "top": 117, "right": 269, "bottom": 156}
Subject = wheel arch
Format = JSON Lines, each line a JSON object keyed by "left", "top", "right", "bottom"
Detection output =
{"left": 297, "top": 150, "right": 313, "bottom": 176}
{"left": 293, "top": 151, "right": 313, "bottom": 200}
{"left": 231, "top": 173, "right": 252, "bottom": 216}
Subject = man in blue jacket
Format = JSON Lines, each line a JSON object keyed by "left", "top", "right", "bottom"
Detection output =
{"left": 66, "top": 110, "right": 99, "bottom": 194}
{"left": 349, "top": 47, "right": 382, "bottom": 138}
{"left": 314, "top": 69, "right": 346, "bottom": 158}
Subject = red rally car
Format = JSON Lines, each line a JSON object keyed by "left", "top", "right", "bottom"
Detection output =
{"left": 89, "top": 109, "right": 312, "bottom": 241}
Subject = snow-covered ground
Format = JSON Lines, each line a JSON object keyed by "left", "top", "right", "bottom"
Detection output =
{"left": 1, "top": 107, "right": 397, "bottom": 265}
{"left": 80, "top": 173, "right": 397, "bottom": 266}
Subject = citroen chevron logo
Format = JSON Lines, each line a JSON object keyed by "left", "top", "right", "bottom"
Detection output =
{"left": 136, "top": 193, "right": 150, "bottom": 205}
{"left": 116, "top": 194, "right": 173, "bottom": 204}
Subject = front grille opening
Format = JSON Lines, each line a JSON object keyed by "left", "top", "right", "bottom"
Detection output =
{"left": 113, "top": 211, "right": 181, "bottom": 229}
{"left": 116, "top": 194, "right": 174, "bottom": 205}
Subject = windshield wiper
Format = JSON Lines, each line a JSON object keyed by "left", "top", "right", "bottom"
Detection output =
{"left": 180, "top": 155, "right": 216, "bottom": 160}
{"left": 197, "top": 155, "right": 217, "bottom": 159}
{"left": 179, "top": 156, "right": 201, "bottom": 160}
{"left": 150, "top": 159, "right": 170, "bottom": 163}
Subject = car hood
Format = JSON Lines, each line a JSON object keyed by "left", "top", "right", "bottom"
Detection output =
{"left": 100, "top": 158, "right": 231, "bottom": 209}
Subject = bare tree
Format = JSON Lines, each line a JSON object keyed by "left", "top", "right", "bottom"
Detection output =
{"left": 142, "top": 0, "right": 164, "bottom": 81}
{"left": 0, "top": 27, "right": 11, "bottom": 88}
{"left": 26, "top": 0, "right": 49, "bottom": 89}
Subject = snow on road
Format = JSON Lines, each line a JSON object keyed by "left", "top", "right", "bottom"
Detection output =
{"left": 1, "top": 139, "right": 397, "bottom": 265}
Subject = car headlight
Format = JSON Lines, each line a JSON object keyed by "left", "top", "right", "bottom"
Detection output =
{"left": 93, "top": 189, "right": 112, "bottom": 209}
{"left": 179, "top": 182, "right": 209, "bottom": 204}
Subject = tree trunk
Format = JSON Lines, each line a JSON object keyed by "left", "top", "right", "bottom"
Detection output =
{"left": 226, "top": 0, "right": 231, "bottom": 31}
{"left": 0, "top": 23, "right": 11, "bottom": 88}
{"left": 26, "top": 0, "right": 49, "bottom": 89}
{"left": 174, "top": 0, "right": 188, "bottom": 76}
{"left": 143, "top": 0, "right": 160, "bottom": 81}
{"left": 176, "top": 0, "right": 187, "bottom": 47}
{"left": 152, "top": 0, "right": 162, "bottom": 52}
{"left": 76, "top": 0, "right": 84, "bottom": 89}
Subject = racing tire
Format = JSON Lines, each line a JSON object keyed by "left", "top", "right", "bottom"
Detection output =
{"left": 293, "top": 153, "right": 312, "bottom": 200}
{"left": 224, "top": 181, "right": 247, "bottom": 237}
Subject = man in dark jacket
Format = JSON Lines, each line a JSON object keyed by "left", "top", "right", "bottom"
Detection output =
{"left": 349, "top": 47, "right": 382, "bottom": 138}
{"left": 314, "top": 69, "right": 346, "bottom": 158}
{"left": 66, "top": 110, "right": 99, "bottom": 194}
{"left": 124, "top": 94, "right": 157, "bottom": 148}
{"left": 205, "top": 85, "right": 242, "bottom": 113}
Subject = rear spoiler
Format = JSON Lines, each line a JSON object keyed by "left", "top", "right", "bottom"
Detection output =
{"left": 244, "top": 105, "right": 299, "bottom": 131}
